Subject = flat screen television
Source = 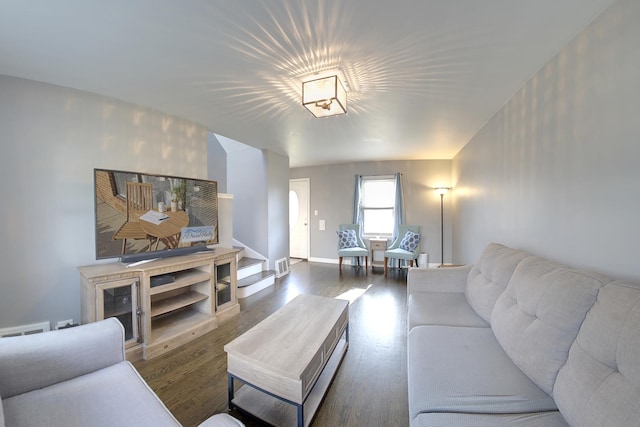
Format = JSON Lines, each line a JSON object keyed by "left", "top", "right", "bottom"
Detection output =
{"left": 94, "top": 168, "right": 219, "bottom": 263}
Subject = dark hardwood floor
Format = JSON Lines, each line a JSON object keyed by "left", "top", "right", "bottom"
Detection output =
{"left": 134, "top": 261, "right": 410, "bottom": 427}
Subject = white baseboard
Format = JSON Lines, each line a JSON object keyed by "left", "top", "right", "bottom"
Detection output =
{"left": 308, "top": 257, "right": 338, "bottom": 264}
{"left": 308, "top": 257, "right": 368, "bottom": 266}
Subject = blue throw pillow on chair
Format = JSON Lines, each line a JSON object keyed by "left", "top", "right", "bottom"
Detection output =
{"left": 399, "top": 231, "right": 420, "bottom": 252}
{"left": 337, "top": 229, "right": 358, "bottom": 249}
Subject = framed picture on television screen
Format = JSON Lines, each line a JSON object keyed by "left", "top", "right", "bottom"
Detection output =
{"left": 94, "top": 168, "right": 218, "bottom": 261}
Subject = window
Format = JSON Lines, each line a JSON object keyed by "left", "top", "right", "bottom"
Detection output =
{"left": 361, "top": 176, "right": 396, "bottom": 236}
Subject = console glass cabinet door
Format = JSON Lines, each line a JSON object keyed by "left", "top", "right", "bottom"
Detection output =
{"left": 215, "top": 259, "right": 235, "bottom": 311}
{"left": 96, "top": 277, "right": 141, "bottom": 346}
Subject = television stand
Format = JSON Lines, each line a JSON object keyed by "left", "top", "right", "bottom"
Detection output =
{"left": 79, "top": 248, "right": 240, "bottom": 361}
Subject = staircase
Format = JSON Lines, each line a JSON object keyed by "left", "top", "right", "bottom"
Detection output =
{"left": 236, "top": 250, "right": 276, "bottom": 298}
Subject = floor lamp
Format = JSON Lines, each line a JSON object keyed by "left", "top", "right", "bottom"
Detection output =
{"left": 434, "top": 187, "right": 449, "bottom": 267}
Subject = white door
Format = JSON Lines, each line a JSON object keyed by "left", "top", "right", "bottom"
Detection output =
{"left": 289, "top": 178, "right": 309, "bottom": 259}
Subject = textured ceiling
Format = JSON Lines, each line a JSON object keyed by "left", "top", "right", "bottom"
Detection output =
{"left": 0, "top": 0, "right": 614, "bottom": 167}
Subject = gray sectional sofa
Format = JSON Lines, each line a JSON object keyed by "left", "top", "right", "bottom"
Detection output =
{"left": 0, "top": 318, "right": 243, "bottom": 427}
{"left": 407, "top": 243, "right": 640, "bottom": 427}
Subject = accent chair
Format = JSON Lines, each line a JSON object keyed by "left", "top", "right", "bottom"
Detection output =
{"left": 337, "top": 224, "right": 368, "bottom": 273}
{"left": 384, "top": 225, "right": 421, "bottom": 276}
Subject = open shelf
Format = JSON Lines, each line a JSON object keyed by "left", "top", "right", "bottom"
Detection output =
{"left": 150, "top": 291, "right": 208, "bottom": 317}
{"left": 150, "top": 309, "right": 211, "bottom": 343}
{"left": 146, "top": 308, "right": 217, "bottom": 359}
{"left": 149, "top": 269, "right": 211, "bottom": 295}
{"left": 232, "top": 338, "right": 348, "bottom": 427}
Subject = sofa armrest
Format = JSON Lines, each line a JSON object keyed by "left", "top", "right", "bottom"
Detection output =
{"left": 0, "top": 318, "right": 125, "bottom": 398}
{"left": 407, "top": 265, "right": 473, "bottom": 295}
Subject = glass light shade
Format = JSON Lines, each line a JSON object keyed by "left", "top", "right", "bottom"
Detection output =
{"left": 302, "top": 75, "right": 347, "bottom": 118}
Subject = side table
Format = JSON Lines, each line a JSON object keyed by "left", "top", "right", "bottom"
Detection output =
{"left": 369, "top": 238, "right": 387, "bottom": 271}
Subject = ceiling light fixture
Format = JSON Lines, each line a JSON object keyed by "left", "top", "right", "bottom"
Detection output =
{"left": 302, "top": 75, "right": 347, "bottom": 118}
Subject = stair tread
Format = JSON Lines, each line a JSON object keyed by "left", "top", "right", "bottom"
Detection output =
{"left": 238, "top": 270, "right": 276, "bottom": 288}
{"left": 237, "top": 257, "right": 264, "bottom": 269}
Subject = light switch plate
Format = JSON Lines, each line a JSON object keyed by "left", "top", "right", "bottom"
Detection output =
{"left": 319, "top": 219, "right": 326, "bottom": 231}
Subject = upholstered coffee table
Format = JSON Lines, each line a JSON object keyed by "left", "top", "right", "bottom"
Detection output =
{"left": 224, "top": 294, "right": 349, "bottom": 427}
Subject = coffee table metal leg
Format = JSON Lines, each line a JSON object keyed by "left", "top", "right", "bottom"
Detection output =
{"left": 228, "top": 373, "right": 308, "bottom": 424}
{"left": 297, "top": 404, "right": 303, "bottom": 427}
{"left": 228, "top": 374, "right": 235, "bottom": 410}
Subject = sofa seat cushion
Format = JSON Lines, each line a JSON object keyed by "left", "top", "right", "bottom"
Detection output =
{"left": 492, "top": 256, "right": 609, "bottom": 395}
{"left": 412, "top": 411, "right": 568, "bottom": 427}
{"left": 407, "top": 325, "right": 556, "bottom": 421}
{"left": 554, "top": 281, "right": 640, "bottom": 427}
{"left": 3, "top": 362, "right": 180, "bottom": 427}
{"left": 408, "top": 291, "right": 489, "bottom": 331}
{"left": 464, "top": 243, "right": 530, "bottom": 323}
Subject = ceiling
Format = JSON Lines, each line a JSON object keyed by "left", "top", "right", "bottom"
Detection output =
{"left": 0, "top": 0, "right": 614, "bottom": 167}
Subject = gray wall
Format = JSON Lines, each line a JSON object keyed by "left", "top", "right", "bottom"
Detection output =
{"left": 452, "top": 0, "right": 640, "bottom": 280}
{"left": 290, "top": 160, "right": 452, "bottom": 264}
{"left": 0, "top": 75, "right": 209, "bottom": 329}
{"left": 227, "top": 146, "right": 268, "bottom": 256}
{"left": 208, "top": 133, "right": 227, "bottom": 192}
{"left": 228, "top": 148, "right": 290, "bottom": 270}
{"left": 266, "top": 151, "right": 290, "bottom": 269}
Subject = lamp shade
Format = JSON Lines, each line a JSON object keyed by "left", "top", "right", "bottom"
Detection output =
{"left": 434, "top": 187, "right": 449, "bottom": 196}
{"left": 302, "top": 75, "right": 347, "bottom": 118}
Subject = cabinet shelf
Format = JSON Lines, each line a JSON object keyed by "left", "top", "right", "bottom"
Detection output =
{"left": 149, "top": 269, "right": 211, "bottom": 295}
{"left": 150, "top": 308, "right": 209, "bottom": 338}
{"left": 150, "top": 291, "right": 208, "bottom": 317}
{"left": 147, "top": 309, "right": 217, "bottom": 359}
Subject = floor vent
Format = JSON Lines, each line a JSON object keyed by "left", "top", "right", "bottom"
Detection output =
{"left": 275, "top": 257, "right": 290, "bottom": 278}
{"left": 0, "top": 321, "right": 51, "bottom": 338}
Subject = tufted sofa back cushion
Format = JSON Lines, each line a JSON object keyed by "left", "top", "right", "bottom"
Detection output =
{"left": 491, "top": 256, "right": 609, "bottom": 395}
{"left": 554, "top": 281, "right": 640, "bottom": 427}
{"left": 465, "top": 243, "right": 530, "bottom": 323}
